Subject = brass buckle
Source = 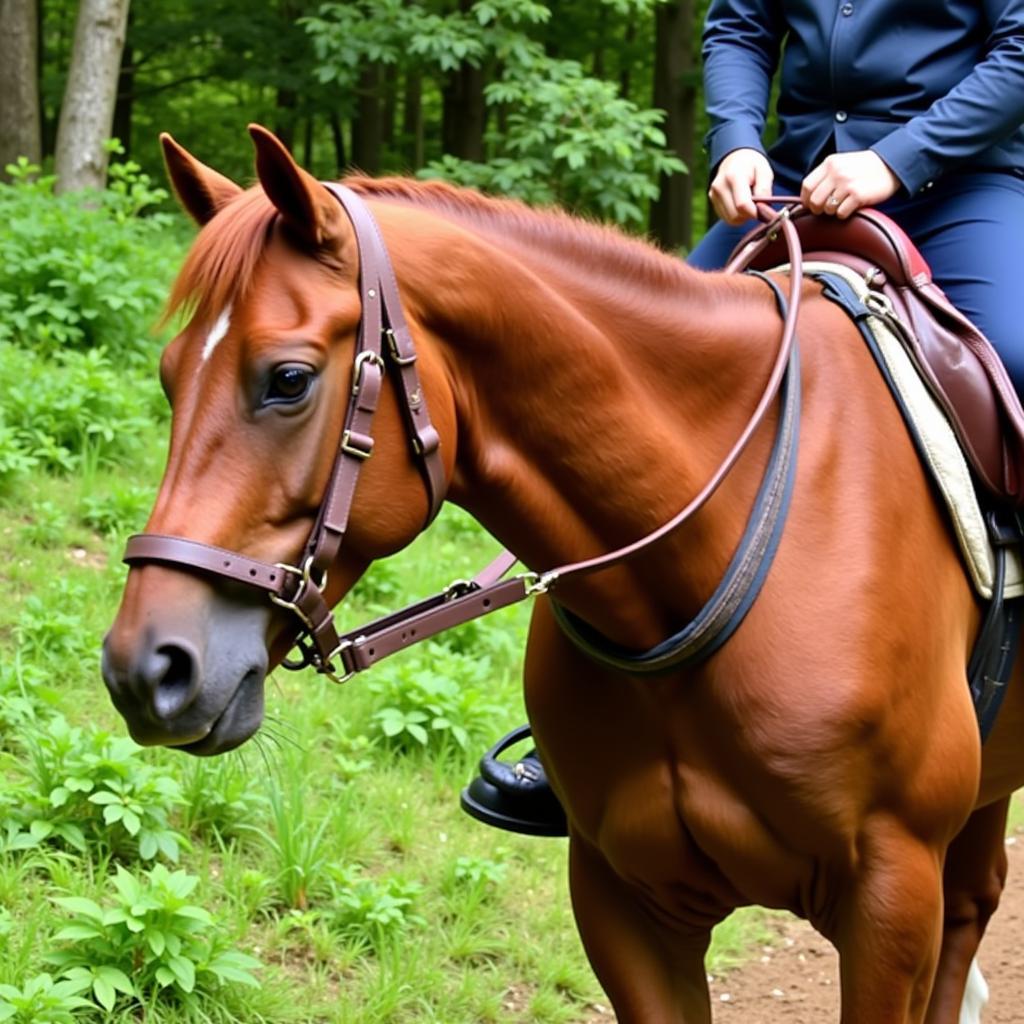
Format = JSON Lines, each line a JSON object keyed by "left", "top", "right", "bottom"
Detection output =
{"left": 341, "top": 430, "right": 374, "bottom": 460}
{"left": 384, "top": 328, "right": 417, "bottom": 367}
{"left": 320, "top": 639, "right": 355, "bottom": 685}
{"left": 269, "top": 556, "right": 327, "bottom": 631}
{"left": 351, "top": 350, "right": 384, "bottom": 396}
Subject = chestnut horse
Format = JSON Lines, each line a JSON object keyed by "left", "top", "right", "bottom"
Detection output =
{"left": 103, "top": 126, "right": 1023, "bottom": 1023}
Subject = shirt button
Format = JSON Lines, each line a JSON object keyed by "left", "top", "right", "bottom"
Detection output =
{"left": 841, "top": 3, "right": 853, "bottom": 13}
{"left": 835, "top": 111, "right": 848, "bottom": 122}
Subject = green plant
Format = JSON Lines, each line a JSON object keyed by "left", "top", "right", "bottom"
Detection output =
{"left": 257, "top": 751, "right": 332, "bottom": 910}
{"left": 0, "top": 157, "right": 179, "bottom": 362}
{"left": 79, "top": 483, "right": 154, "bottom": 538}
{"left": 0, "top": 972, "right": 91, "bottom": 1023}
{"left": 369, "top": 643, "right": 504, "bottom": 752}
{"left": 327, "top": 865, "right": 424, "bottom": 951}
{"left": 177, "top": 756, "right": 265, "bottom": 839}
{"left": 0, "top": 343, "right": 164, "bottom": 474}
{"left": 18, "top": 501, "right": 69, "bottom": 548}
{"left": 5, "top": 716, "right": 185, "bottom": 861}
{"left": 46, "top": 864, "right": 261, "bottom": 1012}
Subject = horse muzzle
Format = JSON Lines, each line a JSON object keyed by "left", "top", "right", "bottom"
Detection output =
{"left": 102, "top": 570, "right": 271, "bottom": 755}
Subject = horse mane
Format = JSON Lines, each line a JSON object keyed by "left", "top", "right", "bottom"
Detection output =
{"left": 164, "top": 175, "right": 697, "bottom": 326}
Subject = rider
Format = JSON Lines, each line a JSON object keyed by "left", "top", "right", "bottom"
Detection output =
{"left": 462, "top": 0, "right": 1024, "bottom": 836}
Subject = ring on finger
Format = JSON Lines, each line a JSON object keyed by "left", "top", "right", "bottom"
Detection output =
{"left": 826, "top": 193, "right": 840, "bottom": 208}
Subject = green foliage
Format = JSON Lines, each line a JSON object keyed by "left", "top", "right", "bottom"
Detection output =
{"left": 0, "top": 158, "right": 178, "bottom": 362}
{"left": 3, "top": 716, "right": 185, "bottom": 862}
{"left": 79, "top": 483, "right": 154, "bottom": 538}
{"left": 177, "top": 756, "right": 266, "bottom": 839}
{"left": 425, "top": 54, "right": 685, "bottom": 224}
{"left": 306, "top": 0, "right": 685, "bottom": 225}
{"left": 0, "top": 341, "right": 164, "bottom": 478}
{"left": 327, "top": 866, "right": 424, "bottom": 950}
{"left": 0, "top": 972, "right": 92, "bottom": 1023}
{"left": 257, "top": 752, "right": 333, "bottom": 910}
{"left": 369, "top": 643, "right": 504, "bottom": 752}
{"left": 18, "top": 501, "right": 70, "bottom": 548}
{"left": 46, "top": 865, "right": 261, "bottom": 1011}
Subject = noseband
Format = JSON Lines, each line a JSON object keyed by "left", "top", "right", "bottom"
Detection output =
{"left": 124, "top": 192, "right": 804, "bottom": 684}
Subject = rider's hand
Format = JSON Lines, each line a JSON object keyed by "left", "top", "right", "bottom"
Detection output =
{"left": 801, "top": 151, "right": 902, "bottom": 219}
{"left": 708, "top": 149, "right": 775, "bottom": 225}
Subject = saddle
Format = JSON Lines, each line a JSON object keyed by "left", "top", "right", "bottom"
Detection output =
{"left": 730, "top": 206, "right": 1024, "bottom": 506}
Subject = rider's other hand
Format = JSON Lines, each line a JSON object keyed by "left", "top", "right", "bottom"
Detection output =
{"left": 801, "top": 151, "right": 902, "bottom": 219}
{"left": 708, "top": 149, "right": 775, "bottom": 225}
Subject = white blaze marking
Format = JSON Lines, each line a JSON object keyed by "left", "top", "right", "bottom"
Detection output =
{"left": 201, "top": 305, "right": 232, "bottom": 363}
{"left": 959, "top": 958, "right": 989, "bottom": 1024}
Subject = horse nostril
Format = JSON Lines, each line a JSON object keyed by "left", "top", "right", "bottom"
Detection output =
{"left": 144, "top": 642, "right": 201, "bottom": 720}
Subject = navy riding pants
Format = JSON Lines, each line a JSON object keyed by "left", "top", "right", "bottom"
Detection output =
{"left": 688, "top": 171, "right": 1024, "bottom": 396}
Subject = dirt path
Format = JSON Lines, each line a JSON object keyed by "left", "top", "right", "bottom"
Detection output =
{"left": 584, "top": 833, "right": 1024, "bottom": 1023}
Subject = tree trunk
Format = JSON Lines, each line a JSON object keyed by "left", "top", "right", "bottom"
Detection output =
{"left": 619, "top": 20, "right": 637, "bottom": 101}
{"left": 441, "top": 62, "right": 486, "bottom": 161}
{"left": 0, "top": 0, "right": 42, "bottom": 177}
{"left": 330, "top": 110, "right": 347, "bottom": 174}
{"left": 649, "top": 0, "right": 696, "bottom": 252}
{"left": 351, "top": 63, "right": 382, "bottom": 173}
{"left": 274, "top": 87, "right": 298, "bottom": 152}
{"left": 441, "top": 0, "right": 486, "bottom": 162}
{"left": 54, "top": 0, "right": 131, "bottom": 193}
{"left": 402, "top": 70, "right": 424, "bottom": 170}
{"left": 111, "top": 8, "right": 134, "bottom": 158}
{"left": 302, "top": 115, "right": 314, "bottom": 169}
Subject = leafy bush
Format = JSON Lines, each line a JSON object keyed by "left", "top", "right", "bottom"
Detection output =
{"left": 3, "top": 716, "right": 186, "bottom": 861}
{"left": 79, "top": 483, "right": 155, "bottom": 537}
{"left": 369, "top": 643, "right": 504, "bottom": 752}
{"left": 0, "top": 972, "right": 92, "bottom": 1023}
{"left": 0, "top": 156, "right": 180, "bottom": 362}
{"left": 46, "top": 864, "right": 261, "bottom": 1012}
{"left": 0, "top": 341, "right": 164, "bottom": 476}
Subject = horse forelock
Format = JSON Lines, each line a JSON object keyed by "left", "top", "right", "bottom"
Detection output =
{"left": 164, "top": 188, "right": 278, "bottom": 330}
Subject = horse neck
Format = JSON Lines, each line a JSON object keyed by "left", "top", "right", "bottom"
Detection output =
{"left": 385, "top": 205, "right": 786, "bottom": 645}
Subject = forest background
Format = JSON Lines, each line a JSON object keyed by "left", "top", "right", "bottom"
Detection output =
{"left": 0, "top": 0, "right": 718, "bottom": 249}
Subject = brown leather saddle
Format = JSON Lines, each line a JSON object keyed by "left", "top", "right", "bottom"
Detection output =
{"left": 730, "top": 205, "right": 1024, "bottom": 506}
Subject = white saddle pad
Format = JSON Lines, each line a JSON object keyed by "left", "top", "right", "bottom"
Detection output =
{"left": 793, "top": 261, "right": 1023, "bottom": 601}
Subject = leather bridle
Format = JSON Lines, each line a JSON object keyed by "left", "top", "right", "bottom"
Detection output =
{"left": 123, "top": 190, "right": 804, "bottom": 683}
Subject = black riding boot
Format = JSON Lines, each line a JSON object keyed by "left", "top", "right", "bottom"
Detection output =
{"left": 460, "top": 725, "right": 568, "bottom": 836}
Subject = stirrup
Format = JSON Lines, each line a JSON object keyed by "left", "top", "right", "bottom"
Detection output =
{"left": 460, "top": 725, "right": 568, "bottom": 837}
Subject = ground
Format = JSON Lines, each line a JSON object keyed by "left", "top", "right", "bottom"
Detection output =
{"left": 582, "top": 834, "right": 1024, "bottom": 1023}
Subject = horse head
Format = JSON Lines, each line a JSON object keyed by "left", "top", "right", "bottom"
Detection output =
{"left": 102, "top": 126, "right": 453, "bottom": 754}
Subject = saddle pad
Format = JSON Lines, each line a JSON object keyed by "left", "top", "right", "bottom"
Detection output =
{"left": 785, "top": 261, "right": 1023, "bottom": 601}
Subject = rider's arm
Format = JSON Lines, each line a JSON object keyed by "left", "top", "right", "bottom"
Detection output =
{"left": 702, "top": 0, "right": 786, "bottom": 173}
{"left": 871, "top": 0, "right": 1024, "bottom": 195}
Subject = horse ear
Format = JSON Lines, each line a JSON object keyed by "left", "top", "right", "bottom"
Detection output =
{"left": 248, "top": 123, "right": 343, "bottom": 248}
{"left": 160, "top": 133, "right": 242, "bottom": 225}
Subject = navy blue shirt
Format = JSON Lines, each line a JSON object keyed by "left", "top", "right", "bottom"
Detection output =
{"left": 703, "top": 0, "right": 1024, "bottom": 195}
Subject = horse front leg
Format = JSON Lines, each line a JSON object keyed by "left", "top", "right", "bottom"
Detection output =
{"left": 569, "top": 836, "right": 714, "bottom": 1024}
{"left": 834, "top": 821, "right": 946, "bottom": 1023}
{"left": 924, "top": 796, "right": 1010, "bottom": 1024}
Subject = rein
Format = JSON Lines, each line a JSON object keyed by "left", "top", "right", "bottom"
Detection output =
{"left": 124, "top": 192, "right": 804, "bottom": 682}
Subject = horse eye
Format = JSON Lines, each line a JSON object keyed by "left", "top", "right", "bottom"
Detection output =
{"left": 265, "top": 364, "right": 315, "bottom": 405}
